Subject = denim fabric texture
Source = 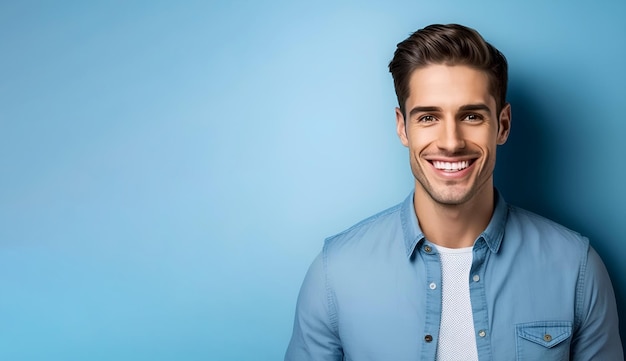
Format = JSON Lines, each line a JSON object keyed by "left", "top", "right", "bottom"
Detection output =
{"left": 285, "top": 190, "right": 623, "bottom": 361}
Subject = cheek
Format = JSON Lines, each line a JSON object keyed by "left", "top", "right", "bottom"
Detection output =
{"left": 466, "top": 130, "right": 498, "bottom": 150}
{"left": 408, "top": 141, "right": 429, "bottom": 159}
{"left": 407, "top": 128, "right": 435, "bottom": 150}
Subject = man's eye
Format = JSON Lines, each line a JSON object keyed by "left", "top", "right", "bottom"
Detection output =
{"left": 419, "top": 115, "right": 436, "bottom": 123}
{"left": 464, "top": 114, "right": 483, "bottom": 122}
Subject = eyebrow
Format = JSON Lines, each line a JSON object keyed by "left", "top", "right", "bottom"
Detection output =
{"left": 458, "top": 104, "right": 492, "bottom": 113}
{"left": 408, "top": 106, "right": 441, "bottom": 118}
{"left": 408, "top": 103, "right": 492, "bottom": 118}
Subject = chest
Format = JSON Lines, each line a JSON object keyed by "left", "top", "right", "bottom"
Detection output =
{"left": 332, "top": 251, "right": 577, "bottom": 360}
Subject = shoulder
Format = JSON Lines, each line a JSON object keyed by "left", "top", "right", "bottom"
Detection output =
{"left": 323, "top": 202, "right": 404, "bottom": 253}
{"left": 506, "top": 205, "right": 589, "bottom": 251}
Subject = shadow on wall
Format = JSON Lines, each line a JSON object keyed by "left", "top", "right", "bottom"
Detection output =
{"left": 494, "top": 79, "right": 626, "bottom": 347}
{"left": 494, "top": 82, "right": 557, "bottom": 217}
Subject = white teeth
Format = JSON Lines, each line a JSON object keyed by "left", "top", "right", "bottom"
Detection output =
{"left": 432, "top": 161, "right": 469, "bottom": 172}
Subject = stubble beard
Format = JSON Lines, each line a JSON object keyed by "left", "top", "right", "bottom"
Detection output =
{"left": 416, "top": 176, "right": 475, "bottom": 206}
{"left": 411, "top": 159, "right": 483, "bottom": 207}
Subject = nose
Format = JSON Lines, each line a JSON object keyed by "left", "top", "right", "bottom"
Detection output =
{"left": 436, "top": 119, "right": 465, "bottom": 152}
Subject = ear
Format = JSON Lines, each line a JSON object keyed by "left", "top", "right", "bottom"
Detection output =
{"left": 496, "top": 103, "right": 511, "bottom": 145}
{"left": 395, "top": 107, "right": 409, "bottom": 147}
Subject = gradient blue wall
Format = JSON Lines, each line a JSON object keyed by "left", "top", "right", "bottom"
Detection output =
{"left": 1, "top": 1, "right": 624, "bottom": 359}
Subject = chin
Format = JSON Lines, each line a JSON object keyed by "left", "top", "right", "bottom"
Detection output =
{"left": 432, "top": 196, "right": 469, "bottom": 206}
{"left": 428, "top": 188, "right": 474, "bottom": 206}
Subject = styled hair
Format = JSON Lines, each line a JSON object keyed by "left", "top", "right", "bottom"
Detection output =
{"left": 389, "top": 24, "right": 508, "bottom": 117}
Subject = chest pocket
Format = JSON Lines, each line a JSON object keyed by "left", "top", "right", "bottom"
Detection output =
{"left": 515, "top": 321, "right": 572, "bottom": 361}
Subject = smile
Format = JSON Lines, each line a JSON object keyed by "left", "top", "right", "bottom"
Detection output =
{"left": 432, "top": 160, "right": 471, "bottom": 172}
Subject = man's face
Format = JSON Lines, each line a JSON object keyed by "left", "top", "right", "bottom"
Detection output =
{"left": 395, "top": 64, "right": 511, "bottom": 206}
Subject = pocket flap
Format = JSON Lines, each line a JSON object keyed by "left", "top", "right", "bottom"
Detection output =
{"left": 515, "top": 321, "right": 572, "bottom": 348}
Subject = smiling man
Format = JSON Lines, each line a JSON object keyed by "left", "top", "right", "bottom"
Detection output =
{"left": 285, "top": 24, "right": 623, "bottom": 360}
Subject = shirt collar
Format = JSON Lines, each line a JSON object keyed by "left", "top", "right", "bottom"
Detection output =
{"left": 400, "top": 191, "right": 424, "bottom": 258}
{"left": 479, "top": 188, "right": 508, "bottom": 253}
{"left": 401, "top": 188, "right": 509, "bottom": 258}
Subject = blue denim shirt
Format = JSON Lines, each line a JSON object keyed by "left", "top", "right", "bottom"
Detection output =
{"left": 285, "top": 190, "right": 623, "bottom": 360}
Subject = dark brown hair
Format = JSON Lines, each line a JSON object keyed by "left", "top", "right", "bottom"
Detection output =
{"left": 389, "top": 24, "right": 508, "bottom": 117}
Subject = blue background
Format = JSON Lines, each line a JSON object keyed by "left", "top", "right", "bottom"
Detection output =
{"left": 1, "top": 1, "right": 624, "bottom": 359}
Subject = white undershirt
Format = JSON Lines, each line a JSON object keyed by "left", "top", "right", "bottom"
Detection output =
{"left": 432, "top": 244, "right": 478, "bottom": 361}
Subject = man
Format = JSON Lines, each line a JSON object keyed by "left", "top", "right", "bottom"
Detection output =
{"left": 285, "top": 24, "right": 623, "bottom": 360}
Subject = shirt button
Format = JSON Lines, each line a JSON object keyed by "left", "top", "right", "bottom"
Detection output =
{"left": 478, "top": 330, "right": 486, "bottom": 337}
{"left": 424, "top": 334, "right": 433, "bottom": 342}
{"left": 424, "top": 245, "right": 432, "bottom": 253}
{"left": 544, "top": 334, "right": 552, "bottom": 342}
{"left": 429, "top": 282, "right": 437, "bottom": 290}
{"left": 473, "top": 275, "right": 480, "bottom": 282}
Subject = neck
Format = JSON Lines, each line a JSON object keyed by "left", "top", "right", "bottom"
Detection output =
{"left": 414, "top": 184, "right": 495, "bottom": 248}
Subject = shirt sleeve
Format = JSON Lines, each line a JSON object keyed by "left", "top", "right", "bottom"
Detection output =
{"left": 284, "top": 251, "right": 344, "bottom": 361}
{"left": 571, "top": 245, "right": 624, "bottom": 360}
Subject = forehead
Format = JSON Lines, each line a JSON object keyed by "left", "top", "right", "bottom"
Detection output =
{"left": 406, "top": 64, "right": 496, "bottom": 110}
